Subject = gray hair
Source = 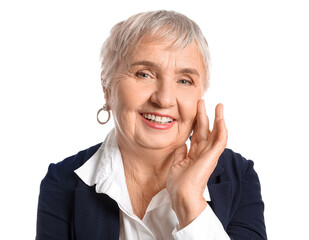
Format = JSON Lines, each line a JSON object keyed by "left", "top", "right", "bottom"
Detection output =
{"left": 100, "top": 10, "right": 211, "bottom": 92}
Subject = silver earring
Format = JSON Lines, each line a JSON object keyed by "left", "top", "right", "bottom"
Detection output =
{"left": 97, "top": 104, "right": 111, "bottom": 124}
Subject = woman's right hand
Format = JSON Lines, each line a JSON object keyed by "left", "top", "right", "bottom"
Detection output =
{"left": 167, "top": 99, "right": 228, "bottom": 229}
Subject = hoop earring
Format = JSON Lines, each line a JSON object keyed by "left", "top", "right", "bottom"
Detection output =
{"left": 97, "top": 104, "right": 111, "bottom": 124}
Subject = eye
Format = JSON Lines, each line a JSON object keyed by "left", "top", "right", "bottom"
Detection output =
{"left": 136, "top": 71, "right": 151, "bottom": 79}
{"left": 178, "top": 79, "right": 193, "bottom": 85}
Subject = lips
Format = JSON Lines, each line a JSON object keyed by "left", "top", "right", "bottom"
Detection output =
{"left": 142, "top": 113, "right": 173, "bottom": 124}
{"left": 140, "top": 112, "right": 176, "bottom": 130}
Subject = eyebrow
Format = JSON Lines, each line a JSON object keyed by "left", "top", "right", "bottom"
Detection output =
{"left": 131, "top": 60, "right": 200, "bottom": 77}
{"left": 131, "top": 61, "right": 160, "bottom": 68}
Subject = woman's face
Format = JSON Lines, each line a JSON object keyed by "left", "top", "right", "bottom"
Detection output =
{"left": 109, "top": 37, "right": 205, "bottom": 151}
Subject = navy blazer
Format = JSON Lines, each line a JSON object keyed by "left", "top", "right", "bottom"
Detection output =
{"left": 36, "top": 143, "right": 267, "bottom": 240}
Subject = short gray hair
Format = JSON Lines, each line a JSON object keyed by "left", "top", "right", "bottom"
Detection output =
{"left": 100, "top": 10, "right": 210, "bottom": 91}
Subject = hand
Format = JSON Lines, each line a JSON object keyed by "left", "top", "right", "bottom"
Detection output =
{"left": 167, "top": 100, "right": 228, "bottom": 229}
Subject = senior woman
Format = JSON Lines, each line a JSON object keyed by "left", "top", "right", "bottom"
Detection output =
{"left": 36, "top": 10, "right": 267, "bottom": 240}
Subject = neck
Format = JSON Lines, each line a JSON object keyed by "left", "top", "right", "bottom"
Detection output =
{"left": 116, "top": 131, "right": 178, "bottom": 220}
{"left": 116, "top": 133, "right": 175, "bottom": 187}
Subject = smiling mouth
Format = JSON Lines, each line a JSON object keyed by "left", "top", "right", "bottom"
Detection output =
{"left": 140, "top": 113, "right": 174, "bottom": 124}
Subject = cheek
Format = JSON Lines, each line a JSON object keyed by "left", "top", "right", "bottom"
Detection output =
{"left": 111, "top": 83, "right": 137, "bottom": 133}
{"left": 111, "top": 79, "right": 150, "bottom": 116}
{"left": 111, "top": 80, "right": 134, "bottom": 110}
{"left": 178, "top": 91, "right": 200, "bottom": 123}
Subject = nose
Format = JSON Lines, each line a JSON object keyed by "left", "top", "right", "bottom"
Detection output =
{"left": 150, "top": 79, "right": 176, "bottom": 108}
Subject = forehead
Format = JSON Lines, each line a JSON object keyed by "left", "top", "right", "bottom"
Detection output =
{"left": 129, "top": 37, "right": 205, "bottom": 71}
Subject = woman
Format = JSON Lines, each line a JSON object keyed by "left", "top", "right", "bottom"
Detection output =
{"left": 36, "top": 10, "right": 267, "bottom": 239}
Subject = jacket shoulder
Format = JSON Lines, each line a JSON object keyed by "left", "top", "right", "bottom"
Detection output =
{"left": 218, "top": 148, "right": 254, "bottom": 179}
{"left": 36, "top": 143, "right": 107, "bottom": 239}
{"left": 41, "top": 143, "right": 102, "bottom": 192}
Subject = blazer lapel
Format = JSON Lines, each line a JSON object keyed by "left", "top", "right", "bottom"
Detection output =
{"left": 73, "top": 183, "right": 119, "bottom": 240}
{"left": 207, "top": 163, "right": 232, "bottom": 229}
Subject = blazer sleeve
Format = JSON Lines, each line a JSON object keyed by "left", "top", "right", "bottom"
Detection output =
{"left": 227, "top": 159, "right": 267, "bottom": 240}
{"left": 36, "top": 163, "right": 73, "bottom": 240}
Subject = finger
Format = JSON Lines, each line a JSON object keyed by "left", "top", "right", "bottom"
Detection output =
{"left": 173, "top": 144, "right": 188, "bottom": 165}
{"left": 212, "top": 103, "right": 228, "bottom": 149}
{"left": 195, "top": 99, "right": 210, "bottom": 142}
{"left": 190, "top": 121, "right": 197, "bottom": 146}
{"left": 215, "top": 103, "right": 224, "bottom": 121}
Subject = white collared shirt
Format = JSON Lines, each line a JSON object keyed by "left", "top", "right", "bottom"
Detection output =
{"left": 75, "top": 129, "right": 230, "bottom": 239}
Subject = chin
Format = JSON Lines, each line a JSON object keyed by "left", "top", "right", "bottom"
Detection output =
{"left": 136, "top": 133, "right": 183, "bottom": 150}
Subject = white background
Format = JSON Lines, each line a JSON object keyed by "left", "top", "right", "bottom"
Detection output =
{"left": 1, "top": 0, "right": 308, "bottom": 239}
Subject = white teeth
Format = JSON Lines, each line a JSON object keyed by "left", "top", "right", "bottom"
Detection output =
{"left": 142, "top": 113, "right": 174, "bottom": 124}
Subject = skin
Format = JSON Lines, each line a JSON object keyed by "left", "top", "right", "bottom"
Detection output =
{"left": 104, "top": 36, "right": 228, "bottom": 228}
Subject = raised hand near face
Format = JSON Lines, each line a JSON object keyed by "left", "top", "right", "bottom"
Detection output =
{"left": 167, "top": 100, "right": 228, "bottom": 229}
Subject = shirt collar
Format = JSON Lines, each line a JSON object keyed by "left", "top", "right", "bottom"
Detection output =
{"left": 75, "top": 129, "right": 133, "bottom": 212}
{"left": 75, "top": 128, "right": 211, "bottom": 214}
